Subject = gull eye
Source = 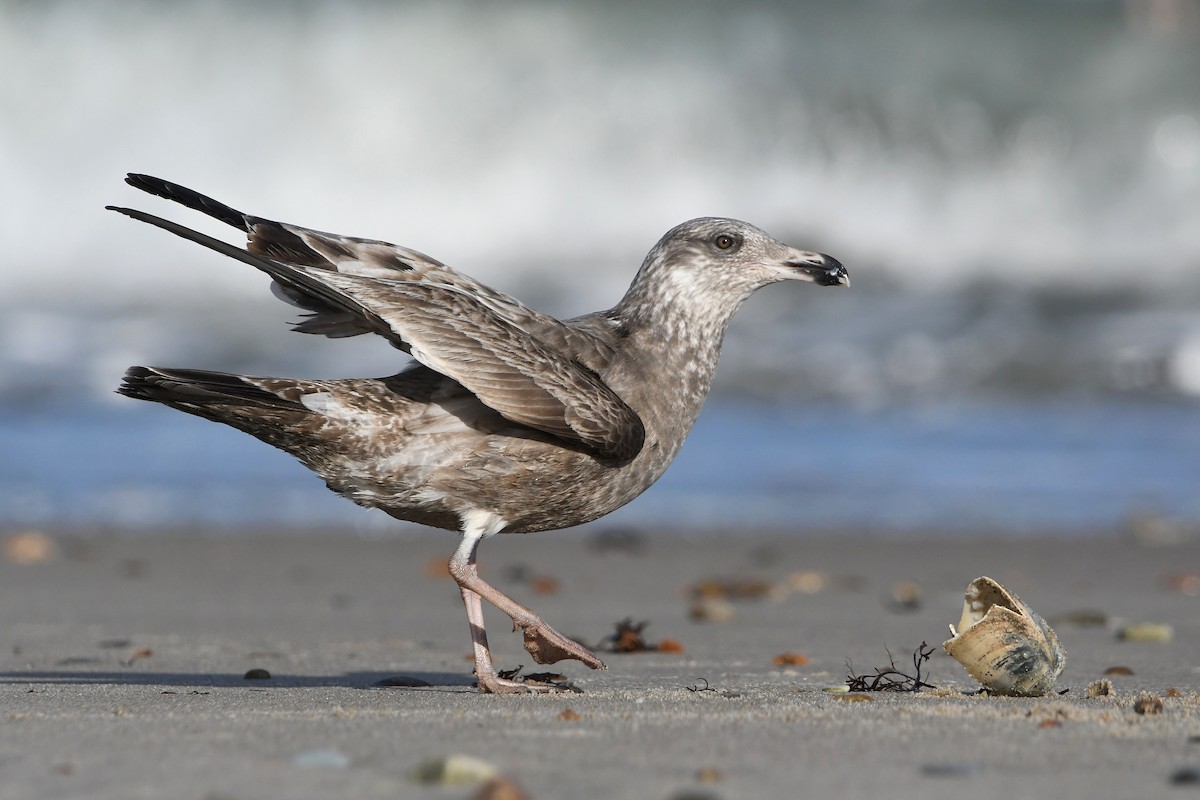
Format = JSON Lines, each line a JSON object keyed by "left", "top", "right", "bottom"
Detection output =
{"left": 714, "top": 233, "right": 738, "bottom": 251}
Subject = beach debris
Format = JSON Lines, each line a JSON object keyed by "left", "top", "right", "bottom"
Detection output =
{"left": 885, "top": 580, "right": 922, "bottom": 613}
{"left": 120, "top": 648, "right": 154, "bottom": 667}
{"left": 530, "top": 576, "right": 560, "bottom": 595}
{"left": 471, "top": 776, "right": 530, "bottom": 800}
{"left": 835, "top": 693, "right": 874, "bottom": 702}
{"left": 689, "top": 576, "right": 774, "bottom": 602}
{"left": 98, "top": 638, "right": 133, "bottom": 649}
{"left": 1087, "top": 679, "right": 1115, "bottom": 699}
{"left": 1117, "top": 622, "right": 1174, "bottom": 643}
{"left": 1104, "top": 665, "right": 1135, "bottom": 676}
{"left": 772, "top": 652, "right": 809, "bottom": 667}
{"left": 1133, "top": 692, "right": 1164, "bottom": 715}
{"left": 412, "top": 754, "right": 498, "bottom": 786}
{"left": 784, "top": 570, "right": 830, "bottom": 595}
{"left": 503, "top": 563, "right": 560, "bottom": 595}
{"left": 1166, "top": 687, "right": 1182, "bottom": 698}
{"left": 556, "top": 708, "right": 581, "bottom": 721}
{"left": 919, "top": 762, "right": 981, "bottom": 778}
{"left": 846, "top": 642, "right": 936, "bottom": 692}
{"left": 495, "top": 666, "right": 581, "bottom": 693}
{"left": 1170, "top": 768, "right": 1200, "bottom": 786}
{"left": 243, "top": 668, "right": 271, "bottom": 680}
{"left": 942, "top": 576, "right": 1065, "bottom": 697}
{"left": 1049, "top": 609, "right": 1109, "bottom": 628}
{"left": 689, "top": 597, "right": 735, "bottom": 623}
{"left": 600, "top": 618, "right": 682, "bottom": 654}
{"left": 587, "top": 527, "right": 648, "bottom": 555}
{"left": 2, "top": 531, "right": 57, "bottom": 564}
{"left": 292, "top": 749, "right": 350, "bottom": 769}
{"left": 375, "top": 675, "right": 432, "bottom": 687}
{"left": 684, "top": 678, "right": 739, "bottom": 698}
{"left": 1164, "top": 572, "right": 1200, "bottom": 596}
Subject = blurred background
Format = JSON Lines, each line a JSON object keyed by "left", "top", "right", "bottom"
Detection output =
{"left": 1, "top": 0, "right": 1198, "bottom": 536}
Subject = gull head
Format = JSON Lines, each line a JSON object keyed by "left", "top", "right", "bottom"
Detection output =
{"left": 626, "top": 217, "right": 847, "bottom": 315}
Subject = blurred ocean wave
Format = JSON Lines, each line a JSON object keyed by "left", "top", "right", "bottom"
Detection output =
{"left": 2, "top": 0, "right": 1198, "bottom": 531}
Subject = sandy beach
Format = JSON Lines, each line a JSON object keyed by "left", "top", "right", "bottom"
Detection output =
{"left": 2, "top": 526, "right": 1198, "bottom": 799}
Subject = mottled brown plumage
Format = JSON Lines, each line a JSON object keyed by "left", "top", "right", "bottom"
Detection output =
{"left": 110, "top": 174, "right": 847, "bottom": 692}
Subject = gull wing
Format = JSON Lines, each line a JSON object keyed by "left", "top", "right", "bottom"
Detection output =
{"left": 107, "top": 178, "right": 643, "bottom": 460}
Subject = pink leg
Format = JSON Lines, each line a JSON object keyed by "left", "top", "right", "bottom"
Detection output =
{"left": 450, "top": 514, "right": 605, "bottom": 694}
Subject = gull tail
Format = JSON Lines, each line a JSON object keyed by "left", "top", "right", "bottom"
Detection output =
{"left": 118, "top": 366, "right": 320, "bottom": 446}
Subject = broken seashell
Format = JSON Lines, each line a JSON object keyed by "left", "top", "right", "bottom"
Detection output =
{"left": 943, "top": 576, "right": 1065, "bottom": 697}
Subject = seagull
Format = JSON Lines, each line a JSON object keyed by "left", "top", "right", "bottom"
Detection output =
{"left": 109, "top": 174, "right": 848, "bottom": 693}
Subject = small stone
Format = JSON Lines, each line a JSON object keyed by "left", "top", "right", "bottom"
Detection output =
{"left": 657, "top": 638, "right": 685, "bottom": 654}
{"left": 689, "top": 597, "right": 735, "bottom": 623}
{"left": 3, "top": 531, "right": 57, "bottom": 564}
{"left": 1170, "top": 767, "right": 1200, "bottom": 786}
{"left": 772, "top": 652, "right": 809, "bottom": 667}
{"left": 920, "top": 762, "right": 980, "bottom": 778}
{"left": 243, "top": 668, "right": 271, "bottom": 680}
{"left": 471, "top": 776, "right": 530, "bottom": 800}
{"left": 530, "top": 576, "right": 560, "bottom": 595}
{"left": 835, "top": 693, "right": 874, "bottom": 702}
{"left": 293, "top": 749, "right": 350, "bottom": 769}
{"left": 412, "top": 755, "right": 498, "bottom": 786}
{"left": 1164, "top": 573, "right": 1200, "bottom": 596}
{"left": 1103, "top": 666, "right": 1134, "bottom": 676}
{"left": 1117, "top": 623, "right": 1174, "bottom": 643}
{"left": 785, "top": 570, "right": 828, "bottom": 595}
{"left": 556, "top": 708, "right": 581, "bottom": 721}
{"left": 886, "top": 580, "right": 922, "bottom": 612}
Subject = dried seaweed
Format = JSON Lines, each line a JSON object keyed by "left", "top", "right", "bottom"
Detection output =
{"left": 845, "top": 641, "right": 936, "bottom": 692}
{"left": 495, "top": 665, "right": 582, "bottom": 693}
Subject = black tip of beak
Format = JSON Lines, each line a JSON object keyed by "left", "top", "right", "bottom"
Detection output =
{"left": 787, "top": 254, "right": 849, "bottom": 287}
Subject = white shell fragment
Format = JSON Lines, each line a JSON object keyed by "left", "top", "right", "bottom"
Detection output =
{"left": 942, "top": 576, "right": 1065, "bottom": 697}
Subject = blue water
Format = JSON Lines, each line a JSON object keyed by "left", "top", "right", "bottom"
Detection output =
{"left": 3, "top": 399, "right": 1196, "bottom": 534}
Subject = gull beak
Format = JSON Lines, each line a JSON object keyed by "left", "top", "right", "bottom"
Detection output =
{"left": 782, "top": 250, "right": 849, "bottom": 287}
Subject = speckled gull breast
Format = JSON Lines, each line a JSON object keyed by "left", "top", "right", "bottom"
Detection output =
{"left": 109, "top": 174, "right": 848, "bottom": 693}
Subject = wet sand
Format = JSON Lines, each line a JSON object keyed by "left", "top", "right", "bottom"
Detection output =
{"left": 2, "top": 527, "right": 1198, "bottom": 799}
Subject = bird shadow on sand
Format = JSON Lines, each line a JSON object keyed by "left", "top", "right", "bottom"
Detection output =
{"left": 0, "top": 669, "right": 477, "bottom": 691}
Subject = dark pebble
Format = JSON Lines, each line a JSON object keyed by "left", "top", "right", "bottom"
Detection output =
{"left": 243, "top": 668, "right": 272, "bottom": 680}
{"left": 97, "top": 639, "right": 132, "bottom": 649}
{"left": 920, "top": 762, "right": 980, "bottom": 778}
{"left": 375, "top": 675, "right": 432, "bottom": 687}
{"left": 1171, "top": 767, "right": 1200, "bottom": 785}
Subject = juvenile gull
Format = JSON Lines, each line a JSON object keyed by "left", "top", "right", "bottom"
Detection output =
{"left": 109, "top": 174, "right": 848, "bottom": 693}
